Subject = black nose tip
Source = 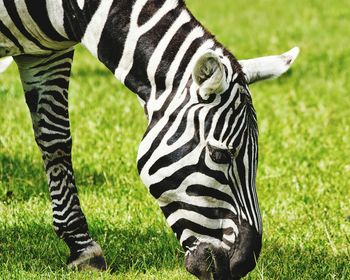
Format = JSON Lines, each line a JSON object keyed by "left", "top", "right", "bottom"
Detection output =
{"left": 229, "top": 222, "right": 262, "bottom": 278}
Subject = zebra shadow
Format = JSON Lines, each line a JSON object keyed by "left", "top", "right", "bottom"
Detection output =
{"left": 0, "top": 154, "right": 47, "bottom": 201}
{"left": 90, "top": 224, "right": 184, "bottom": 274}
{"left": 0, "top": 219, "right": 183, "bottom": 274}
{"left": 0, "top": 154, "right": 184, "bottom": 273}
{"left": 0, "top": 153, "right": 138, "bottom": 201}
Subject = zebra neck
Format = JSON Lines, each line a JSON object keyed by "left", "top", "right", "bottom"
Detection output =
{"left": 79, "top": 0, "right": 216, "bottom": 114}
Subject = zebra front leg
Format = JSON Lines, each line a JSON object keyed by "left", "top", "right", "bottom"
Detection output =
{"left": 14, "top": 49, "right": 106, "bottom": 270}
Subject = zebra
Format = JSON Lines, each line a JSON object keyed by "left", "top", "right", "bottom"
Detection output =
{"left": 0, "top": 0, "right": 299, "bottom": 279}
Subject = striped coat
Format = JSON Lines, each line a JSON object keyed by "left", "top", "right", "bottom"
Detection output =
{"left": 0, "top": 1, "right": 299, "bottom": 279}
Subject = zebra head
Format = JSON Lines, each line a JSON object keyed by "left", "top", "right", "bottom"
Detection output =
{"left": 138, "top": 47, "right": 299, "bottom": 279}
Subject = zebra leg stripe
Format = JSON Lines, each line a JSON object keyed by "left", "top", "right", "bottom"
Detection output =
{"left": 14, "top": 49, "right": 106, "bottom": 270}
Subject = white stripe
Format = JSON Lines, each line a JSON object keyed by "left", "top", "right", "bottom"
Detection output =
{"left": 37, "top": 136, "right": 71, "bottom": 147}
{"left": 147, "top": 10, "right": 191, "bottom": 106}
{"left": 53, "top": 208, "right": 77, "bottom": 224}
{"left": 180, "top": 229, "right": 230, "bottom": 251}
{"left": 77, "top": 0, "right": 85, "bottom": 10}
{"left": 157, "top": 173, "right": 238, "bottom": 215}
{"left": 81, "top": 0, "right": 114, "bottom": 57}
{"left": 226, "top": 106, "right": 247, "bottom": 147}
{"left": 159, "top": 26, "right": 204, "bottom": 102}
{"left": 37, "top": 104, "right": 69, "bottom": 121}
{"left": 0, "top": 0, "right": 38, "bottom": 53}
{"left": 18, "top": 1, "right": 69, "bottom": 49}
{"left": 208, "top": 83, "right": 239, "bottom": 139}
{"left": 243, "top": 141, "right": 258, "bottom": 229}
{"left": 232, "top": 149, "right": 253, "bottom": 226}
{"left": 115, "top": 0, "right": 179, "bottom": 83}
{"left": 53, "top": 193, "right": 76, "bottom": 216}
{"left": 50, "top": 176, "right": 67, "bottom": 196}
{"left": 167, "top": 209, "right": 239, "bottom": 238}
{"left": 219, "top": 109, "right": 233, "bottom": 142}
{"left": 47, "top": 0, "right": 68, "bottom": 38}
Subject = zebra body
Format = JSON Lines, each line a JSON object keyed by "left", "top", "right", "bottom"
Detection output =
{"left": 0, "top": 1, "right": 299, "bottom": 279}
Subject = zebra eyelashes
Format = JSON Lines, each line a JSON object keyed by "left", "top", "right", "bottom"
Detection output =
{"left": 207, "top": 143, "right": 235, "bottom": 164}
{"left": 192, "top": 50, "right": 230, "bottom": 98}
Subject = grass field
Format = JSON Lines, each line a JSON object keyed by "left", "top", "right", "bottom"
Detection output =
{"left": 1, "top": 0, "right": 349, "bottom": 279}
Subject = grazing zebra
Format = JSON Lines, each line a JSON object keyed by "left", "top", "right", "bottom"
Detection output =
{"left": 0, "top": 0, "right": 299, "bottom": 279}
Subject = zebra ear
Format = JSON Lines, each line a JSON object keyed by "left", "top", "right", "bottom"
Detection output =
{"left": 192, "top": 50, "right": 229, "bottom": 97}
{"left": 239, "top": 47, "right": 300, "bottom": 84}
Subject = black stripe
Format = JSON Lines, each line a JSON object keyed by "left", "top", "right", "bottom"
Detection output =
{"left": 203, "top": 83, "right": 235, "bottom": 139}
{"left": 161, "top": 201, "right": 237, "bottom": 221}
{"left": 186, "top": 184, "right": 235, "bottom": 206}
{"left": 46, "top": 156, "right": 72, "bottom": 172}
{"left": 226, "top": 108, "right": 246, "bottom": 146}
{"left": 30, "top": 51, "right": 74, "bottom": 69}
{"left": 234, "top": 130, "right": 255, "bottom": 222}
{"left": 171, "top": 218, "right": 234, "bottom": 242}
{"left": 137, "top": 92, "right": 191, "bottom": 173}
{"left": 138, "top": 0, "right": 166, "bottom": 26}
{"left": 214, "top": 102, "right": 233, "bottom": 140}
{"left": 148, "top": 137, "right": 199, "bottom": 175}
{"left": 62, "top": 0, "right": 102, "bottom": 41}
{"left": 97, "top": 0, "right": 136, "bottom": 71}
{"left": 37, "top": 106, "right": 69, "bottom": 127}
{"left": 24, "top": 0, "right": 67, "bottom": 42}
{"left": 3, "top": 0, "right": 54, "bottom": 51}
{"left": 149, "top": 149, "right": 228, "bottom": 199}
{"left": 148, "top": 106, "right": 202, "bottom": 175}
{"left": 0, "top": 20, "right": 24, "bottom": 52}
{"left": 166, "top": 100, "right": 197, "bottom": 146}
{"left": 125, "top": 6, "right": 182, "bottom": 101}
{"left": 182, "top": 236, "right": 198, "bottom": 249}
{"left": 154, "top": 21, "right": 194, "bottom": 99}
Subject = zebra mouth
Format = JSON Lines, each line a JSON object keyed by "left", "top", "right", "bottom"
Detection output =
{"left": 184, "top": 222, "right": 262, "bottom": 280}
{"left": 185, "top": 242, "right": 236, "bottom": 280}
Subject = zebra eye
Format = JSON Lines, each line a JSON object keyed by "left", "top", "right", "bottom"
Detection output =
{"left": 207, "top": 143, "right": 234, "bottom": 164}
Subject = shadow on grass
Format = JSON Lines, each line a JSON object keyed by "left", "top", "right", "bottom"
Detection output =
{"left": 0, "top": 154, "right": 47, "bottom": 201}
{"left": 1, "top": 218, "right": 348, "bottom": 278}
{"left": 0, "top": 154, "right": 184, "bottom": 275}
{"left": 0, "top": 220, "right": 183, "bottom": 275}
{"left": 0, "top": 154, "right": 115, "bottom": 201}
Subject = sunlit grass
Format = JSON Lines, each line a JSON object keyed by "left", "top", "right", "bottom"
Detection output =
{"left": 0, "top": 0, "right": 349, "bottom": 279}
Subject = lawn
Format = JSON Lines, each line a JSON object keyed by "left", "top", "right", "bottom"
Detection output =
{"left": 0, "top": 0, "right": 349, "bottom": 279}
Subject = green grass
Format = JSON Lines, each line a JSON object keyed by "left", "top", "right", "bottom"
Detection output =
{"left": 0, "top": 0, "right": 349, "bottom": 279}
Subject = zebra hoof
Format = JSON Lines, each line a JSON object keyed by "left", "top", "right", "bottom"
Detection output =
{"left": 67, "top": 243, "right": 107, "bottom": 271}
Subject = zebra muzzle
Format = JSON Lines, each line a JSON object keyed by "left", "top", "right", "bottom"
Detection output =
{"left": 185, "top": 224, "right": 262, "bottom": 280}
{"left": 185, "top": 242, "right": 232, "bottom": 280}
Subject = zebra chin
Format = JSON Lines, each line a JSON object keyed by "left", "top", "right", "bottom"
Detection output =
{"left": 184, "top": 220, "right": 262, "bottom": 280}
